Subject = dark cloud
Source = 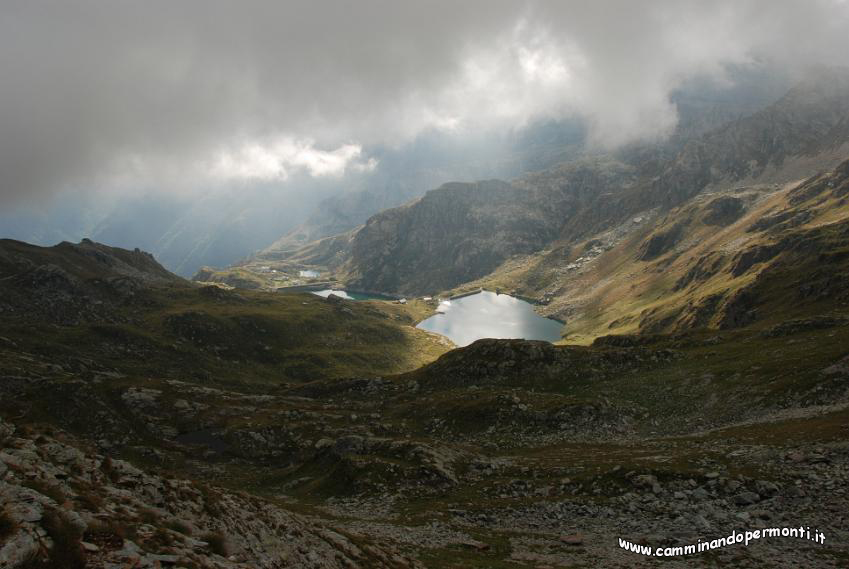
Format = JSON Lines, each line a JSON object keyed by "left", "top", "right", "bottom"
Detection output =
{"left": 1, "top": 0, "right": 848, "bottom": 205}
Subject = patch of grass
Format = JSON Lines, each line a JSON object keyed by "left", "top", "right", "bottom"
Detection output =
{"left": 1, "top": 284, "right": 450, "bottom": 394}
{"left": 418, "top": 530, "right": 524, "bottom": 568}
{"left": 85, "top": 517, "right": 134, "bottom": 541}
{"left": 702, "top": 407, "right": 849, "bottom": 445}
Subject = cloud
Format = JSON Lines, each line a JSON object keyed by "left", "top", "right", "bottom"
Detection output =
{"left": 210, "top": 139, "right": 376, "bottom": 182}
{"left": 0, "top": 0, "right": 848, "bottom": 205}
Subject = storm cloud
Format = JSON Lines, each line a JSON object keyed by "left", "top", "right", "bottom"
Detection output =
{"left": 1, "top": 0, "right": 848, "bottom": 205}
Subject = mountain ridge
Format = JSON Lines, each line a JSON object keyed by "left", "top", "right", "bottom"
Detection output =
{"left": 325, "top": 70, "right": 849, "bottom": 296}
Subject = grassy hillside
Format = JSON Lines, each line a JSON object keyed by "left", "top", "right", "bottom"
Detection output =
{"left": 460, "top": 158, "right": 849, "bottom": 344}
{"left": 0, "top": 239, "right": 449, "bottom": 387}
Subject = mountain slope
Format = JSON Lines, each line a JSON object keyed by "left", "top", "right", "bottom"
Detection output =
{"left": 462, "top": 157, "right": 849, "bottom": 344}
{"left": 0, "top": 239, "right": 449, "bottom": 382}
{"left": 346, "top": 160, "right": 636, "bottom": 295}
{"left": 263, "top": 66, "right": 792, "bottom": 257}
{"left": 0, "top": 238, "right": 181, "bottom": 285}
{"left": 645, "top": 68, "right": 849, "bottom": 208}
{"left": 0, "top": 418, "right": 417, "bottom": 568}
{"left": 335, "top": 71, "right": 849, "bottom": 296}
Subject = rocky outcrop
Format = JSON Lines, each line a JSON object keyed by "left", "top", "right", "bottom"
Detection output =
{"left": 701, "top": 196, "right": 746, "bottom": 226}
{"left": 0, "top": 239, "right": 184, "bottom": 325}
{"left": 0, "top": 418, "right": 421, "bottom": 568}
{"left": 747, "top": 208, "right": 813, "bottom": 233}
{"left": 414, "top": 338, "right": 676, "bottom": 390}
{"left": 637, "top": 222, "right": 686, "bottom": 261}
{"left": 673, "top": 252, "right": 725, "bottom": 291}
{"left": 762, "top": 315, "right": 849, "bottom": 337}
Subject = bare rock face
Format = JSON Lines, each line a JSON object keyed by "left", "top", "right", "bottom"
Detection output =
{"left": 0, "top": 239, "right": 185, "bottom": 325}
{"left": 347, "top": 180, "right": 563, "bottom": 295}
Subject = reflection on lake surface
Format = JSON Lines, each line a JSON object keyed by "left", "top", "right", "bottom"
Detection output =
{"left": 312, "top": 289, "right": 354, "bottom": 299}
{"left": 416, "top": 291, "right": 562, "bottom": 347}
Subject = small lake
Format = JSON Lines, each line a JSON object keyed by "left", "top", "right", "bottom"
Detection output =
{"left": 416, "top": 291, "right": 563, "bottom": 347}
{"left": 311, "top": 289, "right": 393, "bottom": 301}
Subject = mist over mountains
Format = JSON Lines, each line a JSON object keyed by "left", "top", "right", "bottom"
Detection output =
{"left": 3, "top": 1, "right": 847, "bottom": 274}
{"left": 0, "top": 64, "right": 793, "bottom": 275}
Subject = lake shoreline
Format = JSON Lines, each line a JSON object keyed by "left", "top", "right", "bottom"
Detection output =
{"left": 417, "top": 290, "right": 564, "bottom": 347}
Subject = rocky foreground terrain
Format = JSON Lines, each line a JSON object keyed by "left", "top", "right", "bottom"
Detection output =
{"left": 0, "top": 418, "right": 420, "bottom": 568}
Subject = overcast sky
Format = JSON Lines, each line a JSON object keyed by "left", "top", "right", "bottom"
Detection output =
{"left": 2, "top": 0, "right": 849, "bottom": 207}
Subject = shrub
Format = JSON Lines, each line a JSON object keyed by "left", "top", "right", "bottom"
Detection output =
{"left": 43, "top": 509, "right": 85, "bottom": 568}
{"left": 198, "top": 486, "right": 224, "bottom": 517}
{"left": 100, "top": 456, "right": 120, "bottom": 482}
{"left": 152, "top": 526, "right": 175, "bottom": 547}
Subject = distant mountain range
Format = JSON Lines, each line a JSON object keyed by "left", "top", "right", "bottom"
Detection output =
{"left": 242, "top": 68, "right": 849, "bottom": 311}
{"left": 1, "top": 64, "right": 791, "bottom": 279}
